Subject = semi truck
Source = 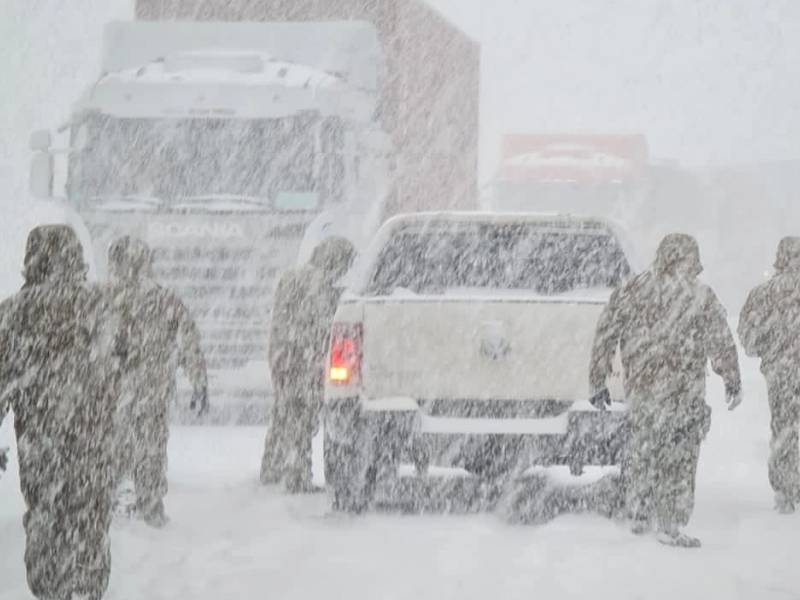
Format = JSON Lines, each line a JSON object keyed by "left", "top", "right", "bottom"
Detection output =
{"left": 30, "top": 3, "right": 479, "bottom": 422}
{"left": 29, "top": 20, "right": 392, "bottom": 421}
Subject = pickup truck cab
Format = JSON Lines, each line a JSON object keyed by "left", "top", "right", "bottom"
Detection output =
{"left": 323, "top": 212, "right": 633, "bottom": 511}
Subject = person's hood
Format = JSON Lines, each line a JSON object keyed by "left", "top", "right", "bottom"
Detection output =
{"left": 653, "top": 233, "right": 703, "bottom": 279}
{"left": 774, "top": 236, "right": 800, "bottom": 273}
{"left": 23, "top": 224, "right": 88, "bottom": 287}
{"left": 108, "top": 235, "right": 153, "bottom": 281}
{"left": 309, "top": 236, "right": 356, "bottom": 282}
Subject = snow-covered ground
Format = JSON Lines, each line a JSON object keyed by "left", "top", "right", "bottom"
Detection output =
{"left": 2, "top": 355, "right": 799, "bottom": 599}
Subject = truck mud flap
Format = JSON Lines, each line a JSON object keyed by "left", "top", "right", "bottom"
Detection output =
{"left": 563, "top": 411, "right": 630, "bottom": 467}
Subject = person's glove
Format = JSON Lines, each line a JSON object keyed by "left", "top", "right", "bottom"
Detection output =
{"left": 589, "top": 387, "right": 611, "bottom": 411}
{"left": 190, "top": 386, "right": 209, "bottom": 417}
{"left": 725, "top": 383, "right": 742, "bottom": 412}
{"left": 0, "top": 447, "right": 8, "bottom": 473}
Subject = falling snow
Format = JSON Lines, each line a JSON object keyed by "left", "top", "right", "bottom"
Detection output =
{"left": 3, "top": 1, "right": 800, "bottom": 599}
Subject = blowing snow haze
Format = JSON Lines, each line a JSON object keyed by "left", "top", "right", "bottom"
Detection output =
{"left": 3, "top": 0, "right": 800, "bottom": 288}
{"left": 3, "top": 1, "right": 800, "bottom": 599}
{"left": 428, "top": 0, "right": 800, "bottom": 170}
{"left": 4, "top": 1, "right": 800, "bottom": 179}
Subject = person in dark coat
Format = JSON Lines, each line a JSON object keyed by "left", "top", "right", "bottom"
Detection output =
{"left": 0, "top": 224, "right": 123, "bottom": 600}
{"left": 590, "top": 233, "right": 742, "bottom": 547}
{"left": 260, "top": 237, "right": 355, "bottom": 492}
{"left": 108, "top": 235, "right": 208, "bottom": 527}
{"left": 738, "top": 236, "right": 800, "bottom": 513}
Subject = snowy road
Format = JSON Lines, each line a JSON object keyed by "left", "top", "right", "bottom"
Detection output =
{"left": 2, "top": 358, "right": 800, "bottom": 599}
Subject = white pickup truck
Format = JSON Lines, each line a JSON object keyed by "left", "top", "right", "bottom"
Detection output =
{"left": 323, "top": 212, "right": 633, "bottom": 511}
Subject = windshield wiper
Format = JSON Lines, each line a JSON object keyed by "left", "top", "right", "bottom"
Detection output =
{"left": 177, "top": 194, "right": 269, "bottom": 207}
{"left": 89, "top": 194, "right": 165, "bottom": 208}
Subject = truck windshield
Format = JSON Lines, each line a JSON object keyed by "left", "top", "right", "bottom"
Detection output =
{"left": 367, "top": 222, "right": 631, "bottom": 296}
{"left": 67, "top": 113, "right": 345, "bottom": 210}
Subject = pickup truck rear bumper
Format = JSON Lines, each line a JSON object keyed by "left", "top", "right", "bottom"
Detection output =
{"left": 326, "top": 397, "right": 630, "bottom": 469}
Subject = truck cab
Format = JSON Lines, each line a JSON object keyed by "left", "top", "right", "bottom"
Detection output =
{"left": 30, "top": 20, "right": 391, "bottom": 420}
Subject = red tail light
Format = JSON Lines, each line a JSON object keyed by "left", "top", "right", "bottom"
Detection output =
{"left": 329, "top": 322, "right": 363, "bottom": 385}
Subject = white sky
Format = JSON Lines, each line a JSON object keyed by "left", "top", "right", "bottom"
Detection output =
{"left": 2, "top": 0, "right": 799, "bottom": 184}
{"left": 428, "top": 0, "right": 800, "bottom": 177}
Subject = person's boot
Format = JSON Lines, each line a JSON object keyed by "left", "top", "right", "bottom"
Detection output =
{"left": 630, "top": 517, "right": 650, "bottom": 535}
{"left": 284, "top": 471, "right": 323, "bottom": 494}
{"left": 656, "top": 523, "right": 701, "bottom": 548}
{"left": 260, "top": 465, "right": 282, "bottom": 486}
{"left": 140, "top": 499, "right": 170, "bottom": 529}
{"left": 112, "top": 477, "right": 138, "bottom": 518}
{"left": 774, "top": 491, "right": 796, "bottom": 514}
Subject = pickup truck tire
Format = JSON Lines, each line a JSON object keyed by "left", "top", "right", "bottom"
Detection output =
{"left": 360, "top": 413, "right": 408, "bottom": 504}
{"left": 327, "top": 440, "right": 368, "bottom": 514}
{"left": 324, "top": 400, "right": 370, "bottom": 514}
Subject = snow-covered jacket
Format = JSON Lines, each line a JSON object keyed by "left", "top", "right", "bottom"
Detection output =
{"left": 590, "top": 234, "right": 741, "bottom": 405}
{"left": 738, "top": 237, "right": 800, "bottom": 373}
{"left": 107, "top": 236, "right": 207, "bottom": 408}
{"left": 0, "top": 225, "right": 122, "bottom": 504}
{"left": 267, "top": 237, "right": 355, "bottom": 383}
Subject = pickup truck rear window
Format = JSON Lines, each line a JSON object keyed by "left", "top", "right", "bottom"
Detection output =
{"left": 366, "top": 223, "right": 630, "bottom": 296}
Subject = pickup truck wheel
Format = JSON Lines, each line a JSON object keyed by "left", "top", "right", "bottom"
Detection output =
{"left": 324, "top": 401, "right": 371, "bottom": 514}
{"left": 326, "top": 438, "right": 369, "bottom": 514}
{"left": 367, "top": 426, "right": 403, "bottom": 489}
{"left": 361, "top": 413, "right": 413, "bottom": 505}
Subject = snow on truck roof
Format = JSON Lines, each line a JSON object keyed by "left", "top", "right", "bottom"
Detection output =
{"left": 108, "top": 52, "right": 343, "bottom": 90}
{"left": 74, "top": 21, "right": 383, "bottom": 121}
{"left": 102, "top": 21, "right": 383, "bottom": 92}
{"left": 78, "top": 52, "right": 376, "bottom": 121}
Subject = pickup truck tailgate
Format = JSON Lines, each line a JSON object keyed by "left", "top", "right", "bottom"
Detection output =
{"left": 362, "top": 295, "right": 609, "bottom": 402}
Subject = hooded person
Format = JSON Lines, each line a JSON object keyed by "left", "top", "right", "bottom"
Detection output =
{"left": 0, "top": 225, "right": 123, "bottom": 600}
{"left": 107, "top": 235, "right": 208, "bottom": 527}
{"left": 738, "top": 236, "right": 800, "bottom": 513}
{"left": 260, "top": 236, "right": 355, "bottom": 492}
{"left": 589, "top": 233, "right": 742, "bottom": 548}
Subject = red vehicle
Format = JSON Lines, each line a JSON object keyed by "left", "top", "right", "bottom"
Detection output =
{"left": 487, "top": 134, "right": 650, "bottom": 215}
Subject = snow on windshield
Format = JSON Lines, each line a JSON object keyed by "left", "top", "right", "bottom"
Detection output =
{"left": 69, "top": 112, "right": 345, "bottom": 208}
{"left": 367, "top": 222, "right": 630, "bottom": 296}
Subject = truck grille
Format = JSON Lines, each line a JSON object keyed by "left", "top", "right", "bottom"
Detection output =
{"left": 151, "top": 244, "right": 271, "bottom": 369}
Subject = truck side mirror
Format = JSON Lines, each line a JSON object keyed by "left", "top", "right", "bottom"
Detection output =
{"left": 29, "top": 130, "right": 54, "bottom": 199}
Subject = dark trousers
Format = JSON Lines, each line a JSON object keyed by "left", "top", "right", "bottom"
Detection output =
{"left": 23, "top": 477, "right": 112, "bottom": 600}
{"left": 766, "top": 369, "right": 800, "bottom": 499}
